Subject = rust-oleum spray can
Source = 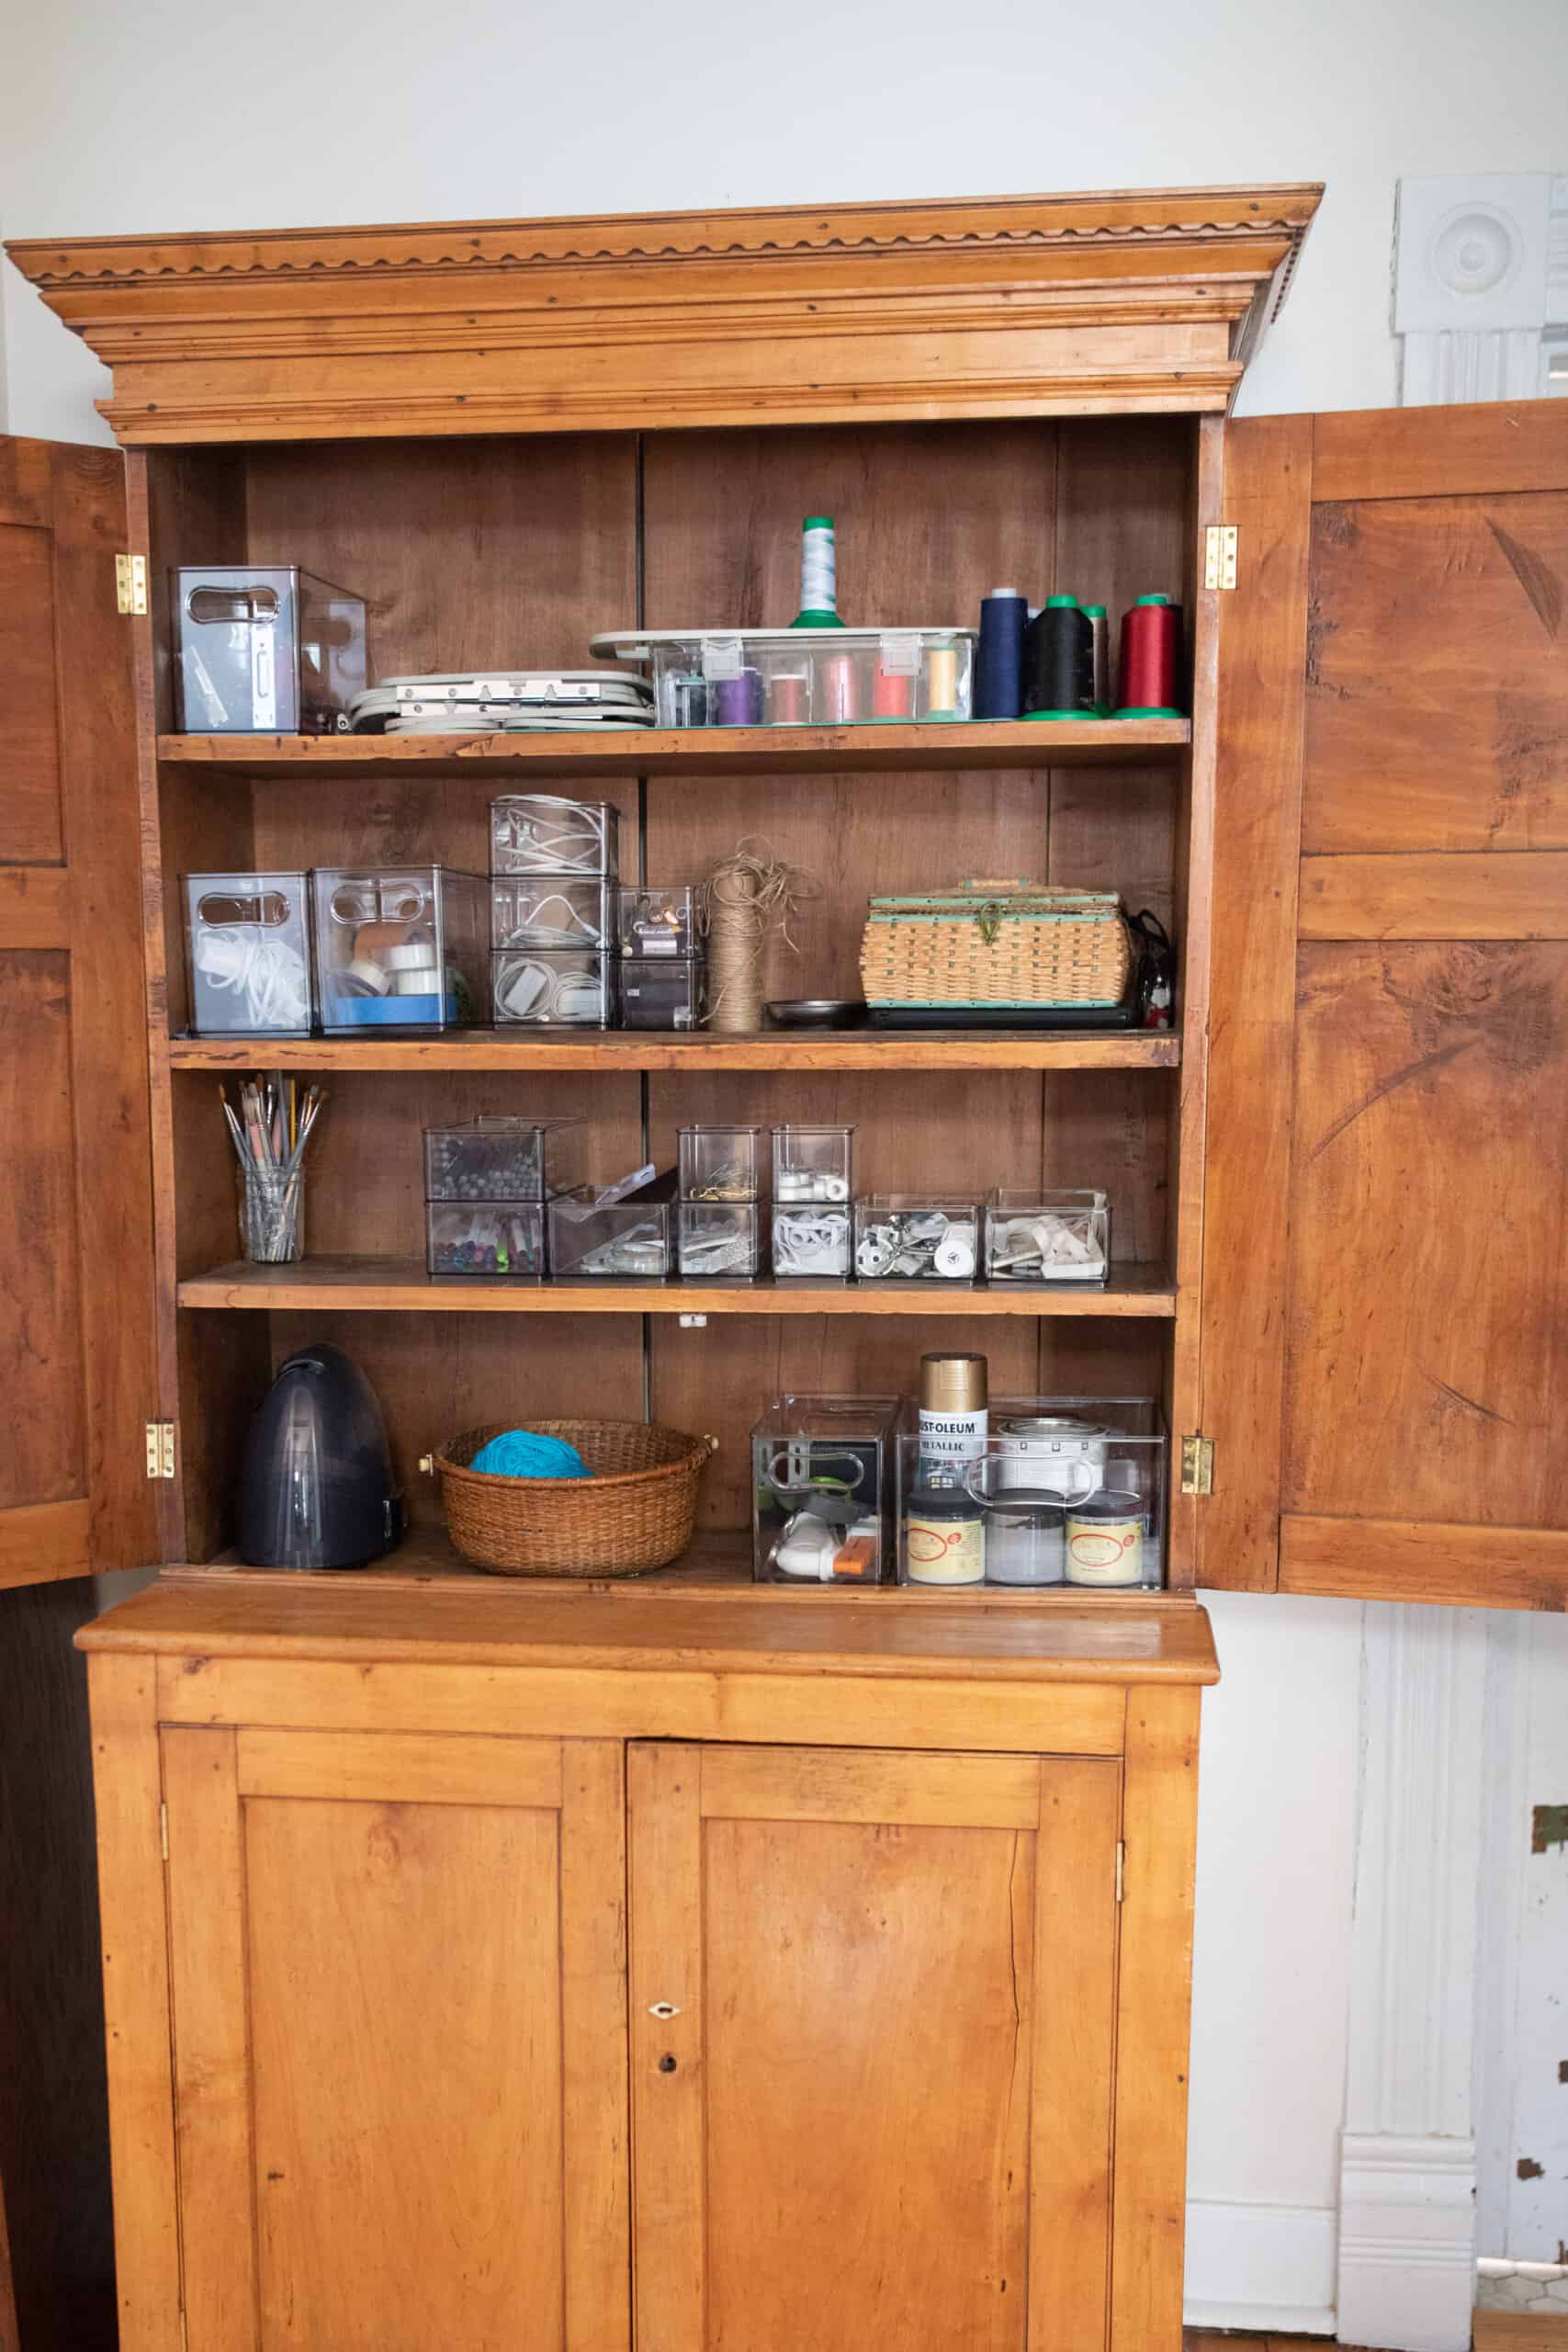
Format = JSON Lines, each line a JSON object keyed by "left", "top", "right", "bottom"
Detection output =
{"left": 917, "top": 1351, "right": 989, "bottom": 1488}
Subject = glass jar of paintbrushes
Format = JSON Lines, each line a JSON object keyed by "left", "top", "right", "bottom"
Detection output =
{"left": 220, "top": 1078, "right": 325, "bottom": 1263}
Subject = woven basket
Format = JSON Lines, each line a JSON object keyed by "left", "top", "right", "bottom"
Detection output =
{"left": 860, "top": 878, "right": 1131, "bottom": 1009}
{"left": 429, "top": 1418, "right": 716, "bottom": 1577}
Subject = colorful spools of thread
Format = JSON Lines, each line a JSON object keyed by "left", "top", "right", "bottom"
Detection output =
{"left": 1116, "top": 593, "right": 1183, "bottom": 718}
{"left": 1022, "top": 594, "right": 1095, "bottom": 719}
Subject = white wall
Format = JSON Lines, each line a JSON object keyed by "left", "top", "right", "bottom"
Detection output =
{"left": 6, "top": 0, "right": 1568, "bottom": 2331}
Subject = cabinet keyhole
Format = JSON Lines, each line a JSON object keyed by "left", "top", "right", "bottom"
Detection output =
{"left": 659, "top": 2052, "right": 678, "bottom": 2074}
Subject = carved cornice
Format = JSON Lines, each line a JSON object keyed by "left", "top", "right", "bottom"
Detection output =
{"left": 6, "top": 183, "right": 1322, "bottom": 444}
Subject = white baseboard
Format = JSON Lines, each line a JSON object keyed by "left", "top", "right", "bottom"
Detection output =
{"left": 1337, "top": 2132, "right": 1477, "bottom": 2352}
{"left": 1183, "top": 2198, "right": 1337, "bottom": 2334}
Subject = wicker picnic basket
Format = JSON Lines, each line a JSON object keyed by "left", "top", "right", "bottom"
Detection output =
{"left": 427, "top": 1417, "right": 716, "bottom": 1577}
{"left": 859, "top": 879, "right": 1132, "bottom": 1009}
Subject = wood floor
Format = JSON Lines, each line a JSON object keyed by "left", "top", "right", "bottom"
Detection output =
{"left": 1187, "top": 2322, "right": 1566, "bottom": 2351}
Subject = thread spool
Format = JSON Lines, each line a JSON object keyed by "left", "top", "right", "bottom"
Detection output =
{"left": 794, "top": 516, "right": 842, "bottom": 628}
{"left": 818, "top": 652, "right": 860, "bottom": 723}
{"left": 1022, "top": 594, "right": 1095, "bottom": 719}
{"left": 1083, "top": 603, "right": 1111, "bottom": 715}
{"left": 975, "top": 588, "right": 1027, "bottom": 720}
{"left": 1116, "top": 594, "right": 1183, "bottom": 717}
{"left": 769, "top": 672, "right": 808, "bottom": 725}
{"left": 873, "top": 665, "right": 913, "bottom": 720}
{"left": 713, "top": 670, "right": 764, "bottom": 727}
{"left": 925, "top": 641, "right": 960, "bottom": 718}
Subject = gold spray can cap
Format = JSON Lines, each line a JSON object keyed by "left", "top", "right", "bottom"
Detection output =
{"left": 919, "top": 1352, "right": 988, "bottom": 1413}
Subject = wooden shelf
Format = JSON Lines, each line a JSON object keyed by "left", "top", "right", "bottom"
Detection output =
{"left": 166, "top": 1525, "right": 1199, "bottom": 1613}
{"left": 157, "top": 718, "right": 1190, "bottom": 781}
{"left": 177, "top": 1255, "right": 1179, "bottom": 1317}
{"left": 168, "top": 1025, "right": 1180, "bottom": 1074}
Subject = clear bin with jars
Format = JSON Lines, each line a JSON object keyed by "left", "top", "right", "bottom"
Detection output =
{"left": 173, "top": 565, "right": 367, "bottom": 734}
{"left": 310, "top": 865, "right": 485, "bottom": 1033}
{"left": 423, "top": 1117, "right": 585, "bottom": 1204}
{"left": 590, "top": 628, "right": 976, "bottom": 729}
{"left": 547, "top": 1172, "right": 678, "bottom": 1282}
{"left": 852, "top": 1195, "right": 980, "bottom": 1283}
{"left": 984, "top": 1189, "right": 1111, "bottom": 1283}
{"left": 751, "top": 1395, "right": 903, "bottom": 1585}
{"left": 896, "top": 1400, "right": 1166, "bottom": 1589}
{"left": 185, "top": 871, "right": 313, "bottom": 1036}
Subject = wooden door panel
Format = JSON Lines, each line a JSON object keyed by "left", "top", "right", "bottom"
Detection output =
{"left": 0, "top": 438, "right": 158, "bottom": 1586}
{"left": 1284, "top": 941, "right": 1568, "bottom": 1525}
{"left": 628, "top": 1740, "right": 1120, "bottom": 2352}
{"left": 163, "top": 1726, "right": 629, "bottom": 2352}
{"left": 1202, "top": 401, "right": 1568, "bottom": 1604}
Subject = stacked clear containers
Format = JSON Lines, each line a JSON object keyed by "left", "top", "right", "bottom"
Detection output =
{"left": 310, "top": 865, "right": 486, "bottom": 1033}
{"left": 618, "top": 883, "right": 707, "bottom": 1031}
{"left": 184, "top": 872, "right": 313, "bottom": 1036}
{"left": 547, "top": 1170, "right": 678, "bottom": 1281}
{"left": 896, "top": 1399, "right": 1166, "bottom": 1589}
{"left": 590, "top": 628, "right": 976, "bottom": 729}
{"left": 173, "top": 566, "right": 367, "bottom": 734}
{"left": 853, "top": 1195, "right": 981, "bottom": 1283}
{"left": 423, "top": 1117, "right": 584, "bottom": 1279}
{"left": 770, "top": 1125, "right": 854, "bottom": 1282}
{"left": 676, "top": 1125, "right": 763, "bottom": 1280}
{"left": 751, "top": 1396, "right": 903, "bottom": 1585}
{"left": 490, "top": 796, "right": 618, "bottom": 1026}
{"left": 985, "top": 1189, "right": 1111, "bottom": 1283}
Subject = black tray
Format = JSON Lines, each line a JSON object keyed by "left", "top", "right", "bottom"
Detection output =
{"left": 867, "top": 999, "right": 1148, "bottom": 1032}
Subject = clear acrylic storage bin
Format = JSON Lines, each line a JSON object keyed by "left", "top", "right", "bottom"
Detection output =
{"left": 896, "top": 1400, "right": 1167, "bottom": 1589}
{"left": 310, "top": 865, "right": 485, "bottom": 1034}
{"left": 853, "top": 1195, "right": 980, "bottom": 1282}
{"left": 590, "top": 628, "right": 976, "bottom": 728}
{"left": 423, "top": 1117, "right": 585, "bottom": 1204}
{"left": 425, "top": 1202, "right": 546, "bottom": 1279}
{"left": 677, "top": 1202, "right": 761, "bottom": 1280}
{"left": 621, "top": 958, "right": 706, "bottom": 1030}
{"left": 770, "top": 1204, "right": 852, "bottom": 1283}
{"left": 547, "top": 1172, "right": 677, "bottom": 1281}
{"left": 617, "top": 883, "right": 698, "bottom": 957}
{"left": 173, "top": 566, "right": 367, "bottom": 734}
{"left": 677, "top": 1125, "right": 765, "bottom": 1201}
{"left": 489, "top": 794, "right": 619, "bottom": 878}
{"left": 491, "top": 949, "right": 615, "bottom": 1027}
{"left": 985, "top": 1189, "right": 1111, "bottom": 1283}
{"left": 771, "top": 1124, "right": 853, "bottom": 1204}
{"left": 491, "top": 877, "right": 615, "bottom": 951}
{"left": 751, "top": 1396, "right": 902, "bottom": 1584}
{"left": 185, "top": 871, "right": 312, "bottom": 1036}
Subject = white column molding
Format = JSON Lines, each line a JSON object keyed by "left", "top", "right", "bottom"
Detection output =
{"left": 1337, "top": 1602, "right": 1490, "bottom": 2351}
{"left": 1394, "top": 174, "right": 1568, "bottom": 404}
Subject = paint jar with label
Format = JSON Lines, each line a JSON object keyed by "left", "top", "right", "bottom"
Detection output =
{"left": 901, "top": 1489, "right": 986, "bottom": 1586}
{"left": 976, "top": 1486, "right": 1066, "bottom": 1586}
{"left": 1064, "top": 1485, "right": 1146, "bottom": 1588}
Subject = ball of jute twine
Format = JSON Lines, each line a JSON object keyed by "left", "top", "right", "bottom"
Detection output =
{"left": 698, "top": 839, "right": 820, "bottom": 1032}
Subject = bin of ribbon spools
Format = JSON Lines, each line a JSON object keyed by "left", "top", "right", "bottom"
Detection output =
{"left": 423, "top": 1416, "right": 717, "bottom": 1576}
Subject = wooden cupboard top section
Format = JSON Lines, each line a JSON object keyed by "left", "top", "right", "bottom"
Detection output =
{"left": 78, "top": 1571, "right": 1219, "bottom": 1685}
{"left": 8, "top": 183, "right": 1322, "bottom": 444}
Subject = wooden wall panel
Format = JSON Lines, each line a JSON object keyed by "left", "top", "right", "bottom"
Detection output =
{"left": 0, "top": 953, "right": 85, "bottom": 1510}
{"left": 1283, "top": 941, "right": 1568, "bottom": 1528}
{"left": 0, "top": 523, "right": 64, "bottom": 864}
{"left": 1304, "top": 491, "right": 1568, "bottom": 854}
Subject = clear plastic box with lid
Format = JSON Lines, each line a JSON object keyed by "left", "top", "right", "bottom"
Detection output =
{"left": 852, "top": 1195, "right": 980, "bottom": 1283}
{"left": 423, "top": 1118, "right": 585, "bottom": 1204}
{"left": 676, "top": 1202, "right": 761, "bottom": 1281}
{"left": 425, "top": 1203, "right": 546, "bottom": 1280}
{"left": 491, "top": 949, "right": 615, "bottom": 1028}
{"left": 590, "top": 628, "right": 976, "bottom": 729}
{"left": 621, "top": 959, "right": 706, "bottom": 1031}
{"left": 751, "top": 1395, "right": 903, "bottom": 1584}
{"left": 547, "top": 1172, "right": 677, "bottom": 1281}
{"left": 985, "top": 1188, "right": 1111, "bottom": 1283}
{"left": 677, "top": 1125, "right": 766, "bottom": 1202}
{"left": 491, "top": 877, "right": 615, "bottom": 951}
{"left": 489, "top": 795, "right": 619, "bottom": 879}
{"left": 310, "top": 865, "right": 485, "bottom": 1034}
{"left": 173, "top": 566, "right": 367, "bottom": 734}
{"left": 617, "top": 883, "right": 698, "bottom": 957}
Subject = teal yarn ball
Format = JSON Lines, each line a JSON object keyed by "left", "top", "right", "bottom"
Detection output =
{"left": 468, "top": 1429, "right": 592, "bottom": 1480}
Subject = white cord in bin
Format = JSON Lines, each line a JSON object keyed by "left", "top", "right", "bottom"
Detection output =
{"left": 194, "top": 926, "right": 310, "bottom": 1029}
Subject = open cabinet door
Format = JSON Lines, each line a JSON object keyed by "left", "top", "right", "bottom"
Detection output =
{"left": 0, "top": 437, "right": 159, "bottom": 1589}
{"left": 1200, "top": 401, "right": 1568, "bottom": 1608}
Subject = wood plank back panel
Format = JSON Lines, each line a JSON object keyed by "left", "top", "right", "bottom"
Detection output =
{"left": 0, "top": 440, "right": 159, "bottom": 1586}
{"left": 630, "top": 1736, "right": 1120, "bottom": 2352}
{"left": 1284, "top": 941, "right": 1568, "bottom": 1528}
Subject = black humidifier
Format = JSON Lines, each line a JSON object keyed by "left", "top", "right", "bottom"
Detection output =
{"left": 236, "top": 1342, "right": 404, "bottom": 1569}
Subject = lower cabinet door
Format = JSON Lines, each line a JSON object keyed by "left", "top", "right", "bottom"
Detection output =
{"left": 628, "top": 1742, "right": 1122, "bottom": 2352}
{"left": 161, "top": 1726, "right": 629, "bottom": 2352}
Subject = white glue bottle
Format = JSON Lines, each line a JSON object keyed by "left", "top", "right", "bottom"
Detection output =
{"left": 918, "top": 1352, "right": 989, "bottom": 1489}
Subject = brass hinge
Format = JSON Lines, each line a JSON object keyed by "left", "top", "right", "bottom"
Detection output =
{"left": 1115, "top": 1840, "right": 1125, "bottom": 1905}
{"left": 115, "top": 553, "right": 148, "bottom": 616}
{"left": 160, "top": 1801, "right": 169, "bottom": 1863}
{"left": 1203, "top": 525, "right": 1238, "bottom": 592}
{"left": 1180, "top": 1434, "right": 1214, "bottom": 1497}
{"left": 145, "top": 1420, "right": 176, "bottom": 1480}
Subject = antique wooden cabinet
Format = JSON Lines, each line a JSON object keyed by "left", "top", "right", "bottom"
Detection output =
{"left": 6, "top": 180, "right": 1568, "bottom": 2348}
